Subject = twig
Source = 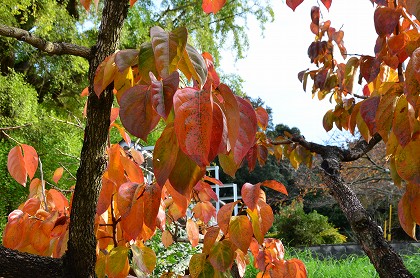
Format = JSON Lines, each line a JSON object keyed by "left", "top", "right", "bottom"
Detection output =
{"left": 39, "top": 157, "right": 49, "bottom": 212}
{"left": 55, "top": 148, "right": 80, "bottom": 161}
{"left": 1, "top": 131, "right": 20, "bottom": 144}
{"left": 59, "top": 163, "right": 77, "bottom": 180}
{"left": 0, "top": 24, "right": 90, "bottom": 58}
{"left": 48, "top": 116, "right": 84, "bottom": 130}
{"left": 0, "top": 124, "right": 32, "bottom": 131}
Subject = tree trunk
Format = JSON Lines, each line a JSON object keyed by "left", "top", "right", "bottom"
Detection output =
{"left": 321, "top": 157, "right": 414, "bottom": 278}
{"left": 62, "top": 0, "right": 128, "bottom": 277}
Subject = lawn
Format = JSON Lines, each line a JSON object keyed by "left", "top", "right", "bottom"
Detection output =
{"left": 245, "top": 248, "right": 420, "bottom": 278}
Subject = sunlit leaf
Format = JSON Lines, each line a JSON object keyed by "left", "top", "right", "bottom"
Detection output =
{"left": 162, "top": 230, "right": 173, "bottom": 247}
{"left": 120, "top": 155, "right": 144, "bottom": 184}
{"left": 137, "top": 42, "right": 158, "bottom": 83}
{"left": 7, "top": 145, "right": 27, "bottom": 186}
{"left": 395, "top": 138, "right": 420, "bottom": 184}
{"left": 229, "top": 215, "right": 253, "bottom": 253}
{"left": 117, "top": 182, "right": 140, "bottom": 218}
{"left": 393, "top": 96, "right": 413, "bottom": 147}
{"left": 216, "top": 84, "right": 240, "bottom": 151}
{"left": 321, "top": 0, "right": 331, "bottom": 10}
{"left": 255, "top": 107, "right": 269, "bottom": 130}
{"left": 202, "top": 0, "right": 226, "bottom": 14}
{"left": 174, "top": 87, "right": 213, "bottom": 167}
{"left": 52, "top": 167, "right": 64, "bottom": 184}
{"left": 47, "top": 189, "right": 69, "bottom": 212}
{"left": 376, "top": 89, "right": 399, "bottom": 141}
{"left": 150, "top": 26, "right": 188, "bottom": 78}
{"left": 21, "top": 144, "right": 38, "bottom": 181}
{"left": 22, "top": 197, "right": 41, "bottom": 215}
{"left": 178, "top": 44, "right": 208, "bottom": 87}
{"left": 260, "top": 180, "right": 288, "bottom": 195}
{"left": 120, "top": 197, "right": 144, "bottom": 241}
{"left": 131, "top": 244, "right": 156, "bottom": 275}
{"left": 192, "top": 201, "right": 216, "bottom": 223}
{"left": 187, "top": 219, "right": 200, "bottom": 247}
{"left": 143, "top": 182, "right": 162, "bottom": 230}
{"left": 106, "top": 246, "right": 130, "bottom": 278}
{"left": 114, "top": 49, "right": 138, "bottom": 72}
{"left": 208, "top": 103, "right": 227, "bottom": 162}
{"left": 3, "top": 210, "right": 26, "bottom": 249}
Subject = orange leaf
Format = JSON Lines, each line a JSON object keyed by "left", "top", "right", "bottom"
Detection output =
{"left": 131, "top": 244, "right": 157, "bottom": 275}
{"left": 52, "top": 167, "right": 64, "bottom": 184}
{"left": 47, "top": 189, "right": 69, "bottom": 213}
{"left": 321, "top": 0, "right": 331, "bottom": 10}
{"left": 3, "top": 210, "right": 26, "bottom": 249}
{"left": 120, "top": 155, "right": 144, "bottom": 184}
{"left": 21, "top": 144, "right": 38, "bottom": 180}
{"left": 395, "top": 138, "right": 420, "bottom": 184}
{"left": 229, "top": 215, "right": 253, "bottom": 253}
{"left": 174, "top": 87, "right": 213, "bottom": 167}
{"left": 255, "top": 107, "right": 269, "bottom": 131}
{"left": 107, "top": 144, "right": 126, "bottom": 187}
{"left": 216, "top": 84, "right": 239, "bottom": 150}
{"left": 208, "top": 103, "right": 228, "bottom": 162}
{"left": 80, "top": 0, "right": 91, "bottom": 11}
{"left": 217, "top": 201, "right": 239, "bottom": 235}
{"left": 398, "top": 191, "right": 416, "bottom": 239}
{"left": 203, "top": 226, "right": 220, "bottom": 254}
{"left": 187, "top": 219, "right": 200, "bottom": 247}
{"left": 375, "top": 89, "right": 399, "bottom": 141}
{"left": 192, "top": 201, "right": 216, "bottom": 223}
{"left": 150, "top": 71, "right": 179, "bottom": 119}
{"left": 116, "top": 182, "right": 140, "bottom": 218}
{"left": 97, "top": 175, "right": 116, "bottom": 215}
{"left": 120, "top": 197, "right": 144, "bottom": 241}
{"left": 202, "top": 0, "right": 226, "bottom": 14}
{"left": 7, "top": 145, "right": 27, "bottom": 186}
{"left": 260, "top": 180, "right": 288, "bottom": 195}
{"left": 392, "top": 96, "right": 414, "bottom": 147}
{"left": 22, "top": 198, "right": 41, "bottom": 215}
{"left": 161, "top": 230, "right": 173, "bottom": 248}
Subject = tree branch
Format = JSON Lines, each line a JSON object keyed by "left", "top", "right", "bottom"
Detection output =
{"left": 0, "top": 24, "right": 90, "bottom": 58}
{"left": 341, "top": 133, "right": 382, "bottom": 162}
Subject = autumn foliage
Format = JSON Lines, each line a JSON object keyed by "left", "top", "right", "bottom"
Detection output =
{"left": 3, "top": 19, "right": 306, "bottom": 278}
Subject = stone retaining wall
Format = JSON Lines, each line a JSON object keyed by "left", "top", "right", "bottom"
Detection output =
{"left": 296, "top": 242, "right": 420, "bottom": 259}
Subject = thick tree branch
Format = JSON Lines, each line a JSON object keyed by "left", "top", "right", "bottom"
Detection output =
{"left": 0, "top": 246, "right": 63, "bottom": 277}
{"left": 341, "top": 133, "right": 382, "bottom": 162}
{"left": 0, "top": 24, "right": 90, "bottom": 58}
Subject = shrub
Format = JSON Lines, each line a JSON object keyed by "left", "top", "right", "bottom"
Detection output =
{"left": 269, "top": 201, "right": 347, "bottom": 247}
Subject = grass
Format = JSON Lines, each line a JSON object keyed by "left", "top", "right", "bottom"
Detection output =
{"left": 245, "top": 248, "right": 420, "bottom": 278}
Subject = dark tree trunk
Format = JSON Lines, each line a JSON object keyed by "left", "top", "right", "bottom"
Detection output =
{"left": 321, "top": 157, "right": 414, "bottom": 278}
{"left": 62, "top": 0, "right": 128, "bottom": 277}
{"left": 0, "top": 0, "right": 128, "bottom": 277}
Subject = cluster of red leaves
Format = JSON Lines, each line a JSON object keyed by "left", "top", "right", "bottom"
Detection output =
{"left": 296, "top": 1, "right": 420, "bottom": 239}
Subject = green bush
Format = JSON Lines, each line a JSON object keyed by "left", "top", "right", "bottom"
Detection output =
{"left": 268, "top": 202, "right": 347, "bottom": 247}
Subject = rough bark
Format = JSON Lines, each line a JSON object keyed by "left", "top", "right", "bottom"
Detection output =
{"left": 321, "top": 157, "right": 414, "bottom": 278}
{"left": 62, "top": 0, "right": 128, "bottom": 277}
{"left": 0, "top": 24, "right": 90, "bottom": 58}
{"left": 0, "top": 246, "right": 63, "bottom": 277}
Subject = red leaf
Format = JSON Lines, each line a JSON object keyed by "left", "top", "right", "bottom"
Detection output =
{"left": 150, "top": 26, "right": 188, "bottom": 78}
{"left": 360, "top": 56, "right": 380, "bottom": 83}
{"left": 374, "top": 7, "right": 401, "bottom": 37}
{"left": 130, "top": 0, "right": 137, "bottom": 7}
{"left": 311, "top": 6, "right": 320, "bottom": 26}
{"left": 80, "top": 0, "right": 91, "bottom": 11}
{"left": 260, "top": 180, "right": 288, "bottom": 195}
{"left": 203, "top": 226, "right": 221, "bottom": 254}
{"left": 52, "top": 167, "right": 64, "bottom": 184}
{"left": 114, "top": 49, "right": 138, "bottom": 72}
{"left": 119, "top": 85, "right": 161, "bottom": 141}
{"left": 202, "top": 52, "right": 220, "bottom": 88}
{"left": 216, "top": 84, "right": 240, "bottom": 150}
{"left": 117, "top": 182, "right": 140, "bottom": 218}
{"left": 143, "top": 183, "right": 162, "bottom": 230}
{"left": 174, "top": 87, "right": 213, "bottom": 167}
{"left": 360, "top": 96, "right": 380, "bottom": 135}
{"left": 120, "top": 197, "right": 144, "bottom": 241}
{"left": 321, "top": 0, "right": 332, "bottom": 10}
{"left": 150, "top": 71, "right": 179, "bottom": 119}
{"left": 241, "top": 183, "right": 261, "bottom": 211}
{"left": 168, "top": 149, "right": 206, "bottom": 196}
{"left": 255, "top": 107, "right": 269, "bottom": 131}
{"left": 208, "top": 103, "right": 227, "bottom": 162}
{"left": 21, "top": 144, "right": 38, "bottom": 180}
{"left": 202, "top": 0, "right": 226, "bottom": 14}
{"left": 7, "top": 146, "right": 27, "bottom": 186}
{"left": 286, "top": 0, "right": 304, "bottom": 11}
{"left": 153, "top": 124, "right": 179, "bottom": 187}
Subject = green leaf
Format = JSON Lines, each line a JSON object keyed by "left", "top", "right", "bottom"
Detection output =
{"left": 208, "top": 240, "right": 235, "bottom": 272}
{"left": 106, "top": 246, "right": 129, "bottom": 278}
{"left": 228, "top": 215, "right": 253, "bottom": 253}
{"left": 138, "top": 42, "right": 158, "bottom": 83}
{"left": 189, "top": 253, "right": 206, "bottom": 278}
{"left": 395, "top": 138, "right": 420, "bottom": 184}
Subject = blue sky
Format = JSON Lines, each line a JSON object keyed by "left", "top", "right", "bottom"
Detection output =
{"left": 221, "top": 0, "right": 377, "bottom": 143}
